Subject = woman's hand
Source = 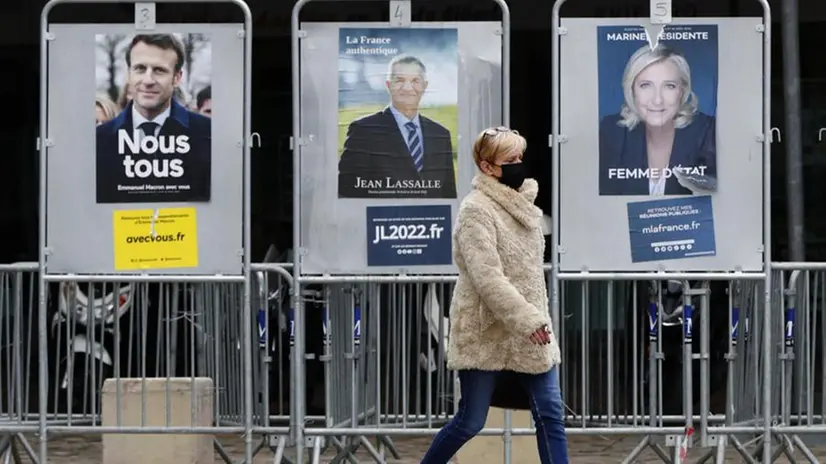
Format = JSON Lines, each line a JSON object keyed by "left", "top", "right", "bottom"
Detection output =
{"left": 529, "top": 325, "right": 552, "bottom": 345}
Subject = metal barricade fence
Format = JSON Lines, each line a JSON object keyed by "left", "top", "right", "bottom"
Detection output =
{"left": 0, "top": 263, "right": 39, "bottom": 464}
{"left": 5, "top": 263, "right": 826, "bottom": 461}
{"left": 0, "top": 262, "right": 297, "bottom": 463}
{"left": 767, "top": 264, "right": 826, "bottom": 462}
{"left": 292, "top": 277, "right": 458, "bottom": 463}
{"left": 288, "top": 268, "right": 826, "bottom": 463}
{"left": 557, "top": 277, "right": 769, "bottom": 463}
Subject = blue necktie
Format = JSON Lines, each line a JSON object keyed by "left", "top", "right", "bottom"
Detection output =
{"left": 405, "top": 121, "right": 423, "bottom": 172}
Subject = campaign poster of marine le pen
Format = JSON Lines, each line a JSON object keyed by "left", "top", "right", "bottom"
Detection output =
{"left": 597, "top": 25, "right": 718, "bottom": 197}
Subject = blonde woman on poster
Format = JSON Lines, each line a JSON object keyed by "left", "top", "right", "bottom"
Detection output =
{"left": 598, "top": 26, "right": 718, "bottom": 196}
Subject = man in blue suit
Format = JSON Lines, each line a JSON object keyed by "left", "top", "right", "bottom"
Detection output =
{"left": 96, "top": 33, "right": 211, "bottom": 203}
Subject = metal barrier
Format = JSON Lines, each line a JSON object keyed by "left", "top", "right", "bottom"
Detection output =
{"left": 5, "top": 263, "right": 826, "bottom": 461}
{"left": 0, "top": 262, "right": 296, "bottom": 463}
{"left": 0, "top": 263, "right": 826, "bottom": 462}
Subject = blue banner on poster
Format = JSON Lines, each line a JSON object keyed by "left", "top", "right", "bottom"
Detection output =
{"left": 627, "top": 196, "right": 716, "bottom": 263}
{"left": 366, "top": 205, "right": 452, "bottom": 266}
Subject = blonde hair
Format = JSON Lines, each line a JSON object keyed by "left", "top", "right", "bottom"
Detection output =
{"left": 95, "top": 94, "right": 119, "bottom": 123}
{"left": 472, "top": 126, "right": 527, "bottom": 169}
{"left": 117, "top": 82, "right": 132, "bottom": 109}
{"left": 173, "top": 86, "right": 190, "bottom": 107}
{"left": 618, "top": 44, "right": 698, "bottom": 131}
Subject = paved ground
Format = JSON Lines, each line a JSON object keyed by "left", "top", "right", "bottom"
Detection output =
{"left": 5, "top": 433, "right": 826, "bottom": 462}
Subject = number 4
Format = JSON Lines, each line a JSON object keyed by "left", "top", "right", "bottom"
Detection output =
{"left": 389, "top": 0, "right": 411, "bottom": 27}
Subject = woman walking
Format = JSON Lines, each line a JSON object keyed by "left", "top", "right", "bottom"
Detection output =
{"left": 420, "top": 127, "right": 569, "bottom": 464}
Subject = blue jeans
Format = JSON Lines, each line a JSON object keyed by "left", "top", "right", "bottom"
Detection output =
{"left": 421, "top": 367, "right": 569, "bottom": 464}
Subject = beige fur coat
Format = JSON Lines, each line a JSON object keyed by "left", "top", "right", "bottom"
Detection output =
{"left": 446, "top": 174, "right": 561, "bottom": 374}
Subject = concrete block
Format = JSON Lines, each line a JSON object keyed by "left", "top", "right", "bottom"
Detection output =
{"left": 101, "top": 377, "right": 215, "bottom": 464}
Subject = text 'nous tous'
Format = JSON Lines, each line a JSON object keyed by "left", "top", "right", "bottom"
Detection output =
{"left": 117, "top": 129, "right": 189, "bottom": 178}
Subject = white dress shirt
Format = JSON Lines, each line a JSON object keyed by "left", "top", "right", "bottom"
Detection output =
{"left": 131, "top": 104, "right": 171, "bottom": 139}
{"left": 649, "top": 176, "right": 666, "bottom": 196}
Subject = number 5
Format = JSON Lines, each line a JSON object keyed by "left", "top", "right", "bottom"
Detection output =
{"left": 653, "top": 2, "right": 669, "bottom": 17}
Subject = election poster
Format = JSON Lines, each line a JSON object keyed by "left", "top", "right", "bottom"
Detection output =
{"left": 112, "top": 207, "right": 199, "bottom": 270}
{"left": 557, "top": 18, "right": 763, "bottom": 272}
{"left": 95, "top": 33, "right": 213, "bottom": 203}
{"left": 337, "top": 27, "right": 459, "bottom": 199}
{"left": 597, "top": 25, "right": 718, "bottom": 197}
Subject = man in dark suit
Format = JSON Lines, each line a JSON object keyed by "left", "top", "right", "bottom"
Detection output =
{"left": 338, "top": 54, "right": 457, "bottom": 199}
{"left": 96, "top": 33, "right": 211, "bottom": 204}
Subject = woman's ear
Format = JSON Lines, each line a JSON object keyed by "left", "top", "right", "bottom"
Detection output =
{"left": 480, "top": 160, "right": 495, "bottom": 177}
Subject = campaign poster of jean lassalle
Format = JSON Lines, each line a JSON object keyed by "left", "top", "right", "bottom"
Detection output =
{"left": 95, "top": 33, "right": 213, "bottom": 204}
{"left": 597, "top": 25, "right": 719, "bottom": 196}
{"left": 337, "top": 28, "right": 459, "bottom": 199}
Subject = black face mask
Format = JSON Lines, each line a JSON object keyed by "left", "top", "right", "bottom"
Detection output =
{"left": 496, "top": 162, "right": 526, "bottom": 190}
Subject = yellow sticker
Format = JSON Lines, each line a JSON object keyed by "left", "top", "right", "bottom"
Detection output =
{"left": 112, "top": 207, "right": 198, "bottom": 271}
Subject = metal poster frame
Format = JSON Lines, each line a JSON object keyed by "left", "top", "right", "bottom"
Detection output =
{"left": 550, "top": 0, "right": 772, "bottom": 462}
{"left": 39, "top": 0, "right": 254, "bottom": 460}
{"left": 290, "top": 0, "right": 510, "bottom": 462}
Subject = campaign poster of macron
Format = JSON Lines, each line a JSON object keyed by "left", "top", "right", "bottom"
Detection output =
{"left": 95, "top": 33, "right": 213, "bottom": 203}
{"left": 337, "top": 28, "right": 459, "bottom": 199}
{"left": 597, "top": 25, "right": 718, "bottom": 196}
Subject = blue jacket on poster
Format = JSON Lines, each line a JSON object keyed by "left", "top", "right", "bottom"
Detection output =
{"left": 95, "top": 99, "right": 212, "bottom": 203}
{"left": 598, "top": 112, "right": 717, "bottom": 196}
